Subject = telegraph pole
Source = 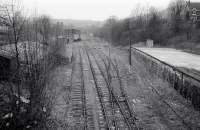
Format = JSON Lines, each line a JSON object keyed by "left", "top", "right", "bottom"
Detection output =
{"left": 129, "top": 19, "right": 132, "bottom": 66}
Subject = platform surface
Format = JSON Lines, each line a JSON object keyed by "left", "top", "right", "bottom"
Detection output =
{"left": 137, "top": 47, "right": 200, "bottom": 71}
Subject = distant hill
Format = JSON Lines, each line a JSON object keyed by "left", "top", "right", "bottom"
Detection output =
{"left": 53, "top": 19, "right": 103, "bottom": 29}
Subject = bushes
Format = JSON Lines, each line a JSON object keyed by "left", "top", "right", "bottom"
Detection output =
{"left": 0, "top": 12, "right": 68, "bottom": 129}
{"left": 191, "top": 29, "right": 200, "bottom": 42}
{"left": 95, "top": 7, "right": 172, "bottom": 46}
{"left": 0, "top": 39, "right": 68, "bottom": 130}
{"left": 95, "top": 0, "right": 200, "bottom": 48}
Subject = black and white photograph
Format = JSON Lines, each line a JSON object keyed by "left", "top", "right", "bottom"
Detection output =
{"left": 0, "top": 0, "right": 200, "bottom": 129}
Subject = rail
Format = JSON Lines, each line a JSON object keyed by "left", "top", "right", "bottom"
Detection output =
{"left": 92, "top": 53, "right": 134, "bottom": 129}
{"left": 79, "top": 49, "right": 87, "bottom": 130}
{"left": 85, "top": 47, "right": 111, "bottom": 130}
{"left": 90, "top": 48, "right": 137, "bottom": 129}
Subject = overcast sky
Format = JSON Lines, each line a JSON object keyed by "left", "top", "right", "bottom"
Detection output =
{"left": 21, "top": 0, "right": 196, "bottom": 21}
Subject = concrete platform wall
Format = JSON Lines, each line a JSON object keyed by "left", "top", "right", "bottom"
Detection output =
{"left": 132, "top": 48, "right": 200, "bottom": 110}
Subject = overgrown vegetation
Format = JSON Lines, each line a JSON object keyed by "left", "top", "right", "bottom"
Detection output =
{"left": 95, "top": 0, "right": 200, "bottom": 53}
{"left": 0, "top": 0, "right": 68, "bottom": 129}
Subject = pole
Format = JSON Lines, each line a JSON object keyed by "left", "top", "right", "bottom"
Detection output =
{"left": 129, "top": 36, "right": 132, "bottom": 66}
{"left": 129, "top": 19, "right": 132, "bottom": 66}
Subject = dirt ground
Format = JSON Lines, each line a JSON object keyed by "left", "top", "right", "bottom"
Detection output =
{"left": 46, "top": 38, "right": 200, "bottom": 130}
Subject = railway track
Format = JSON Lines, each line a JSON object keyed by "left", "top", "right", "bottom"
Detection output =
{"left": 79, "top": 49, "right": 87, "bottom": 129}
{"left": 99, "top": 47, "right": 196, "bottom": 129}
{"left": 96, "top": 50, "right": 137, "bottom": 119}
{"left": 69, "top": 48, "right": 95, "bottom": 129}
{"left": 94, "top": 49, "right": 139, "bottom": 129}
{"left": 69, "top": 43, "right": 198, "bottom": 129}
{"left": 91, "top": 46, "right": 197, "bottom": 129}
{"left": 100, "top": 48, "right": 196, "bottom": 129}
{"left": 84, "top": 46, "right": 138, "bottom": 130}
{"left": 91, "top": 53, "right": 130, "bottom": 130}
{"left": 79, "top": 49, "right": 96, "bottom": 129}
{"left": 85, "top": 48, "right": 113, "bottom": 130}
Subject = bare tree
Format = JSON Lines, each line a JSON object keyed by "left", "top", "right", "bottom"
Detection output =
{"left": 37, "top": 15, "right": 52, "bottom": 45}
{"left": 0, "top": 1, "right": 69, "bottom": 129}
{"left": 168, "top": 0, "right": 186, "bottom": 34}
{"left": 1, "top": 0, "right": 27, "bottom": 114}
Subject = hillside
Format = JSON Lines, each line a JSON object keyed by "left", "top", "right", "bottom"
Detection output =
{"left": 53, "top": 19, "right": 103, "bottom": 29}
